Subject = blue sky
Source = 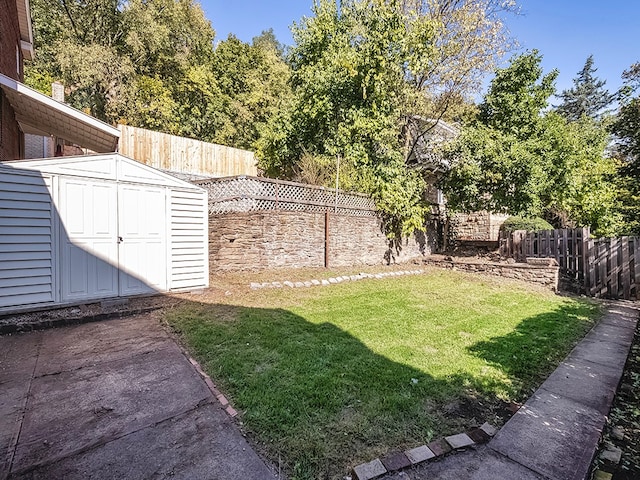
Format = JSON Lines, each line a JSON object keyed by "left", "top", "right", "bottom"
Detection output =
{"left": 199, "top": 0, "right": 640, "bottom": 98}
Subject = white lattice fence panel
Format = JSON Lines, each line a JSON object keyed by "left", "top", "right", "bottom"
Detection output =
{"left": 196, "top": 176, "right": 377, "bottom": 217}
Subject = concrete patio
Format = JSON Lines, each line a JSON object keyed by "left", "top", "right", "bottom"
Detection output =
{"left": 0, "top": 313, "right": 278, "bottom": 480}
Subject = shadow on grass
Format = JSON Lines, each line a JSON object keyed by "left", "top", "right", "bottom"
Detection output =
{"left": 468, "top": 301, "right": 600, "bottom": 396}
{"left": 165, "top": 299, "right": 591, "bottom": 480}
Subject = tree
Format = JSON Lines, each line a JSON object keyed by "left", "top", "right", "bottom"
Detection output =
{"left": 442, "top": 51, "right": 557, "bottom": 215}
{"left": 479, "top": 50, "right": 558, "bottom": 139}
{"left": 611, "top": 62, "right": 640, "bottom": 234}
{"left": 257, "top": 0, "right": 516, "bottom": 235}
{"left": 399, "top": 0, "right": 517, "bottom": 159}
{"left": 556, "top": 55, "right": 615, "bottom": 121}
{"left": 257, "top": 0, "right": 430, "bottom": 236}
{"left": 442, "top": 51, "right": 623, "bottom": 235}
{"left": 26, "top": 0, "right": 290, "bottom": 151}
{"left": 26, "top": 0, "right": 132, "bottom": 120}
{"left": 206, "top": 34, "right": 291, "bottom": 149}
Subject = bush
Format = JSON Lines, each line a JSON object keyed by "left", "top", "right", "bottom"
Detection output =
{"left": 500, "top": 216, "right": 553, "bottom": 233}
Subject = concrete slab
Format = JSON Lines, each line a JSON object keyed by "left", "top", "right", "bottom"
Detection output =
{"left": 353, "top": 458, "right": 387, "bottom": 480}
{"left": 479, "top": 422, "right": 497, "bottom": 437}
{"left": 427, "top": 438, "right": 452, "bottom": 457}
{"left": 381, "top": 451, "right": 411, "bottom": 471}
{"left": 2, "top": 315, "right": 277, "bottom": 480}
{"left": 540, "top": 357, "right": 620, "bottom": 414}
{"left": 466, "top": 428, "right": 491, "bottom": 444}
{"left": 582, "top": 322, "right": 636, "bottom": 348}
{"left": 603, "top": 304, "right": 638, "bottom": 322}
{"left": 10, "top": 403, "right": 276, "bottom": 480}
{"left": 0, "top": 331, "right": 42, "bottom": 377}
{"left": 489, "top": 389, "right": 605, "bottom": 480}
{"left": 567, "top": 337, "right": 632, "bottom": 370}
{"left": 34, "top": 315, "right": 172, "bottom": 376}
{"left": 445, "top": 433, "right": 475, "bottom": 449}
{"left": 12, "top": 342, "right": 211, "bottom": 471}
{"left": 598, "top": 311, "right": 638, "bottom": 331}
{"left": 0, "top": 331, "right": 41, "bottom": 479}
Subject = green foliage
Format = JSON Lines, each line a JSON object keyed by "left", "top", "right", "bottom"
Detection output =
{"left": 500, "top": 216, "right": 553, "bottom": 233}
{"left": 478, "top": 50, "right": 558, "bottom": 139}
{"left": 257, "top": 0, "right": 429, "bottom": 236}
{"left": 26, "top": 0, "right": 290, "bottom": 150}
{"left": 442, "top": 51, "right": 624, "bottom": 236}
{"left": 257, "top": 0, "right": 515, "bottom": 236}
{"left": 611, "top": 62, "right": 640, "bottom": 235}
{"left": 556, "top": 55, "right": 615, "bottom": 122}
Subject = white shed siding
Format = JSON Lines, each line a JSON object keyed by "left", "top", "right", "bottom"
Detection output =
{"left": 169, "top": 189, "right": 208, "bottom": 290}
{"left": 1, "top": 154, "right": 209, "bottom": 312}
{"left": 0, "top": 170, "right": 55, "bottom": 308}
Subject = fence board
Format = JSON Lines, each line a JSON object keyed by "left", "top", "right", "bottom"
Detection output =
{"left": 587, "top": 238, "right": 595, "bottom": 294}
{"left": 561, "top": 229, "right": 568, "bottom": 270}
{"left": 610, "top": 238, "right": 619, "bottom": 298}
{"left": 598, "top": 241, "right": 608, "bottom": 297}
{"left": 622, "top": 237, "right": 630, "bottom": 299}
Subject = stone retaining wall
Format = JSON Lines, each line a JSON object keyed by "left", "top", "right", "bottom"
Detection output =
{"left": 423, "top": 257, "right": 559, "bottom": 291}
{"left": 209, "top": 211, "right": 430, "bottom": 271}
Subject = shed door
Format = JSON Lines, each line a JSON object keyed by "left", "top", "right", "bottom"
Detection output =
{"left": 59, "top": 178, "right": 119, "bottom": 302}
{"left": 118, "top": 184, "right": 167, "bottom": 295}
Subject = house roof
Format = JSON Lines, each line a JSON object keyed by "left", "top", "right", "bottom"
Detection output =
{"left": 16, "top": 0, "right": 34, "bottom": 59}
{"left": 0, "top": 73, "right": 120, "bottom": 153}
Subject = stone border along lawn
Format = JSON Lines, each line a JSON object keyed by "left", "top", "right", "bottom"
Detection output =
{"left": 165, "top": 268, "right": 602, "bottom": 480}
{"left": 250, "top": 269, "right": 424, "bottom": 290}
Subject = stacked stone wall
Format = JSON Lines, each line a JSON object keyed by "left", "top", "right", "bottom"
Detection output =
{"left": 209, "top": 211, "right": 428, "bottom": 271}
{"left": 423, "top": 257, "right": 559, "bottom": 291}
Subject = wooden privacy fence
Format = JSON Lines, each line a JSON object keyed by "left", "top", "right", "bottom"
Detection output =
{"left": 118, "top": 124, "right": 257, "bottom": 177}
{"left": 500, "top": 228, "right": 640, "bottom": 300}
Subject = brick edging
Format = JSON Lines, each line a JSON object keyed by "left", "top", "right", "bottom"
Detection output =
{"left": 351, "top": 423, "right": 498, "bottom": 480}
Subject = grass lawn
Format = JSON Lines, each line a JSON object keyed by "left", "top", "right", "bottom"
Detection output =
{"left": 165, "top": 268, "right": 601, "bottom": 480}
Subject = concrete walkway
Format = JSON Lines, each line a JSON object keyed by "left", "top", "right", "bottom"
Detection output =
{"left": 0, "top": 313, "right": 278, "bottom": 480}
{"left": 382, "top": 302, "right": 639, "bottom": 480}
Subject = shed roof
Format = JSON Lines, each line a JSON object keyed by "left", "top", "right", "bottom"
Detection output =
{"left": 0, "top": 73, "right": 120, "bottom": 153}
{"left": 3, "top": 153, "right": 206, "bottom": 191}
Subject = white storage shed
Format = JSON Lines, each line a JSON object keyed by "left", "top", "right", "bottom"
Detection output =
{"left": 0, "top": 154, "right": 209, "bottom": 312}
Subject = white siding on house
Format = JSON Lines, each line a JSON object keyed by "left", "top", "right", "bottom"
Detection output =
{"left": 0, "top": 169, "right": 55, "bottom": 308}
{"left": 169, "top": 189, "right": 208, "bottom": 290}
